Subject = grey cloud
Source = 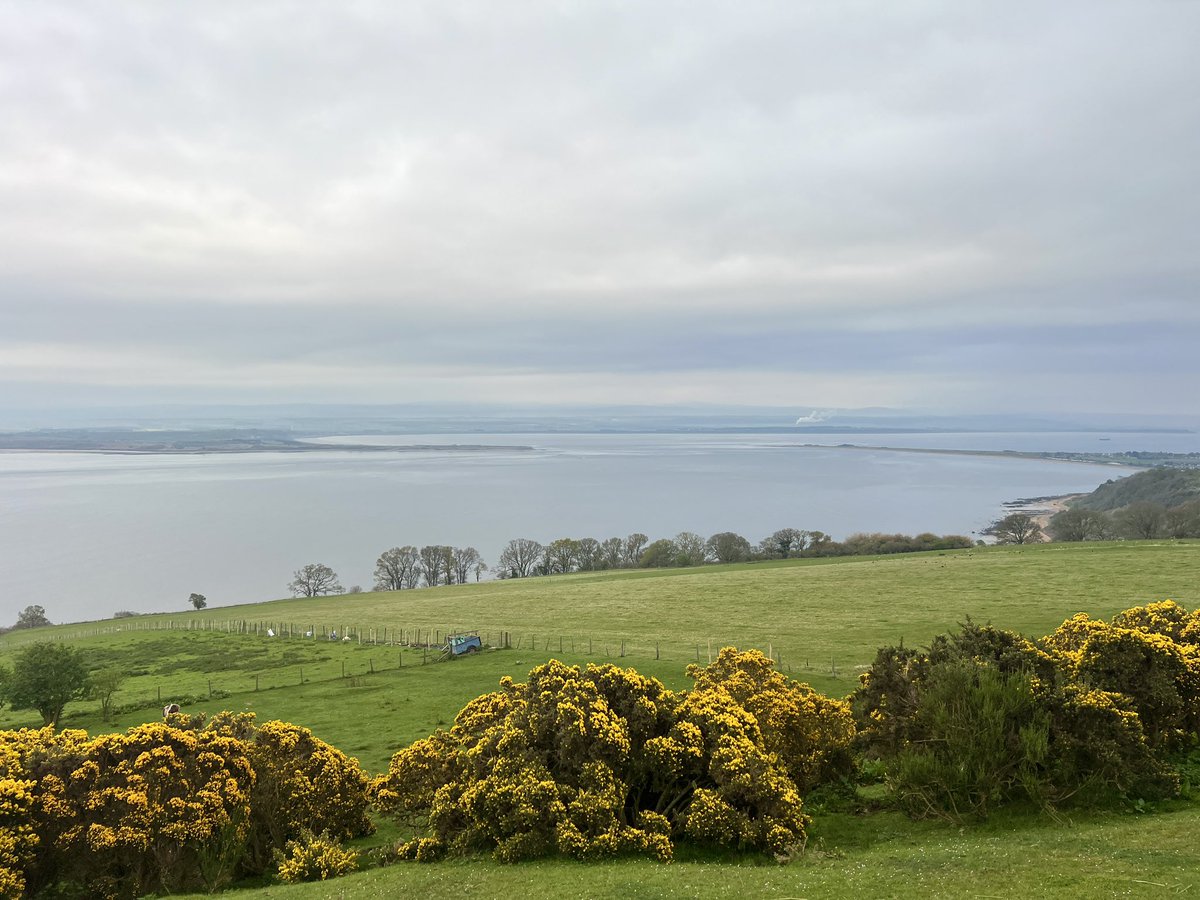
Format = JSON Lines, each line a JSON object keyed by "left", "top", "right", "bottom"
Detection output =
{"left": 2, "top": 1, "right": 1199, "bottom": 413}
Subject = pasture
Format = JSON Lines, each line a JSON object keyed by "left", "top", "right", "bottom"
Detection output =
{"left": 2, "top": 540, "right": 1199, "bottom": 897}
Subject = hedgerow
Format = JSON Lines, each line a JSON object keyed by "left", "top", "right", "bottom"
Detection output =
{"left": 372, "top": 650, "right": 855, "bottom": 862}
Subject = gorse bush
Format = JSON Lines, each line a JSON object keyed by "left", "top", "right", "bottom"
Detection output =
{"left": 274, "top": 830, "right": 359, "bottom": 883}
{"left": 852, "top": 601, "right": 1200, "bottom": 822}
{"left": 0, "top": 714, "right": 373, "bottom": 898}
{"left": 372, "top": 650, "right": 855, "bottom": 863}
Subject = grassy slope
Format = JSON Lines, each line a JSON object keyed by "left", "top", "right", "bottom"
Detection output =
{"left": 178, "top": 804, "right": 1200, "bottom": 899}
{"left": 4, "top": 541, "right": 1200, "bottom": 897}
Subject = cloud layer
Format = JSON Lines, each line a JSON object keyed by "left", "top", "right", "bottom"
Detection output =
{"left": 2, "top": 1, "right": 1198, "bottom": 413}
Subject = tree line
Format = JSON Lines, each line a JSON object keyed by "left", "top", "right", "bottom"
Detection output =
{"left": 280, "top": 529, "right": 974, "bottom": 597}
{"left": 492, "top": 528, "right": 974, "bottom": 580}
{"left": 983, "top": 497, "right": 1200, "bottom": 545}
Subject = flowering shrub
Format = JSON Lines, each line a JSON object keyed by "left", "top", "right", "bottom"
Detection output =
{"left": 244, "top": 720, "right": 374, "bottom": 872}
{"left": 852, "top": 601, "right": 1199, "bottom": 821}
{"left": 275, "top": 829, "right": 359, "bottom": 883}
{"left": 374, "top": 653, "right": 850, "bottom": 862}
{"left": 0, "top": 714, "right": 373, "bottom": 896}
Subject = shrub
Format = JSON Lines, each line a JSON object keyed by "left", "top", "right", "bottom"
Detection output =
{"left": 275, "top": 830, "right": 358, "bottom": 884}
{"left": 0, "top": 713, "right": 375, "bottom": 896}
{"left": 374, "top": 652, "right": 851, "bottom": 862}
{"left": 245, "top": 720, "right": 374, "bottom": 872}
{"left": 852, "top": 609, "right": 1197, "bottom": 821}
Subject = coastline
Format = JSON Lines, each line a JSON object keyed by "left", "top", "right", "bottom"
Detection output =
{"left": 794, "top": 442, "right": 1146, "bottom": 468}
{"left": 1001, "top": 493, "right": 1083, "bottom": 530}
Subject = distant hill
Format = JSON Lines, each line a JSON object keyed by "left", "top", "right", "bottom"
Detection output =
{"left": 1072, "top": 467, "right": 1200, "bottom": 511}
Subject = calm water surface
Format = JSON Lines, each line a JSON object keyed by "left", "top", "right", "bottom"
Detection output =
{"left": 1, "top": 431, "right": 1193, "bottom": 623}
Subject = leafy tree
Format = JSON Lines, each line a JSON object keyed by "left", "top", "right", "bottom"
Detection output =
{"left": 673, "top": 531, "right": 707, "bottom": 567}
{"left": 188, "top": 592, "right": 207, "bottom": 610}
{"left": 545, "top": 538, "right": 580, "bottom": 574}
{"left": 705, "top": 531, "right": 752, "bottom": 564}
{"left": 374, "top": 546, "right": 421, "bottom": 591}
{"left": 1047, "top": 507, "right": 1112, "bottom": 542}
{"left": 13, "top": 604, "right": 51, "bottom": 629}
{"left": 1115, "top": 501, "right": 1167, "bottom": 540}
{"left": 1165, "top": 499, "right": 1200, "bottom": 539}
{"left": 498, "top": 538, "right": 544, "bottom": 579}
{"left": 764, "top": 527, "right": 807, "bottom": 558}
{"left": 288, "top": 563, "right": 343, "bottom": 597}
{"left": 982, "top": 513, "right": 1044, "bottom": 544}
{"left": 638, "top": 538, "right": 678, "bottom": 568}
{"left": 4, "top": 641, "right": 90, "bottom": 725}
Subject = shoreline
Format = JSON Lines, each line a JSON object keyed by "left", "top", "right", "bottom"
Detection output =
{"left": 1001, "top": 493, "right": 1083, "bottom": 530}
{"left": 794, "top": 442, "right": 1145, "bottom": 468}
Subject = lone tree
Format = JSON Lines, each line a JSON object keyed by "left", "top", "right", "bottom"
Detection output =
{"left": 288, "top": 563, "right": 343, "bottom": 597}
{"left": 982, "top": 513, "right": 1044, "bottom": 544}
{"left": 13, "top": 605, "right": 51, "bottom": 630}
{"left": 188, "top": 592, "right": 207, "bottom": 610}
{"left": 89, "top": 666, "right": 126, "bottom": 722}
{"left": 3, "top": 641, "right": 90, "bottom": 726}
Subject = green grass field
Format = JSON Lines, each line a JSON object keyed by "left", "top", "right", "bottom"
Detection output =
{"left": 3, "top": 540, "right": 1199, "bottom": 897}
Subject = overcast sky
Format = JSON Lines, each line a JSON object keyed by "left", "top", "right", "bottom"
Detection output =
{"left": 2, "top": 1, "right": 1197, "bottom": 417}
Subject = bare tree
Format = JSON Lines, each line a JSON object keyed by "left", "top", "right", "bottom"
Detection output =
{"left": 575, "top": 537, "right": 602, "bottom": 571}
{"left": 982, "top": 513, "right": 1044, "bottom": 544}
{"left": 599, "top": 537, "right": 623, "bottom": 569}
{"left": 622, "top": 533, "right": 649, "bottom": 568}
{"left": 288, "top": 563, "right": 343, "bottom": 597}
{"left": 419, "top": 546, "right": 448, "bottom": 587}
{"left": 374, "top": 546, "right": 421, "bottom": 591}
{"left": 498, "top": 538, "right": 544, "bottom": 578}
{"left": 452, "top": 547, "right": 483, "bottom": 585}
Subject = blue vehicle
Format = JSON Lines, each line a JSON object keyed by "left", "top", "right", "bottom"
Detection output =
{"left": 445, "top": 632, "right": 482, "bottom": 658}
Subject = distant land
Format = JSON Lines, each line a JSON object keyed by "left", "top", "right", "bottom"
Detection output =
{"left": 0, "top": 429, "right": 532, "bottom": 455}
{"left": 812, "top": 443, "right": 1200, "bottom": 469}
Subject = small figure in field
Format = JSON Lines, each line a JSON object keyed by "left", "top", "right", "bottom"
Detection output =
{"left": 163, "top": 703, "right": 181, "bottom": 720}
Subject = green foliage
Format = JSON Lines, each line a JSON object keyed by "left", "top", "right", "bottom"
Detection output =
{"left": 275, "top": 830, "right": 359, "bottom": 884}
{"left": 853, "top": 602, "right": 1200, "bottom": 821}
{"left": 12, "top": 606, "right": 50, "bottom": 630}
{"left": 88, "top": 667, "right": 125, "bottom": 723}
{"left": 1072, "top": 467, "right": 1200, "bottom": 512}
{"left": 1047, "top": 507, "right": 1113, "bottom": 541}
{"left": 888, "top": 660, "right": 1051, "bottom": 821}
{"left": 374, "top": 651, "right": 853, "bottom": 862}
{"left": 981, "top": 513, "right": 1044, "bottom": 545}
{"left": 3, "top": 643, "right": 89, "bottom": 726}
{"left": 243, "top": 718, "right": 375, "bottom": 872}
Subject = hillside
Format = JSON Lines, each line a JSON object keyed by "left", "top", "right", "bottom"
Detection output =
{"left": 2, "top": 541, "right": 1199, "bottom": 898}
{"left": 1071, "top": 466, "right": 1200, "bottom": 511}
